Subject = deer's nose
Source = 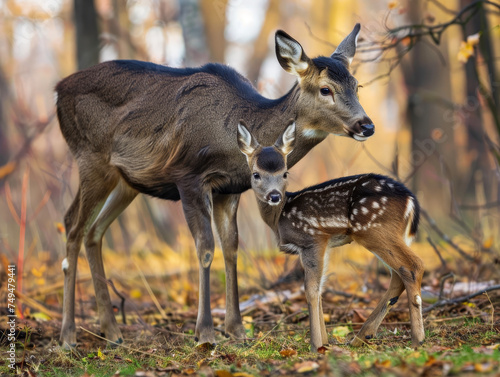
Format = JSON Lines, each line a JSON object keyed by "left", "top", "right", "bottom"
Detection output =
{"left": 267, "top": 191, "right": 282, "bottom": 203}
{"left": 361, "top": 123, "right": 375, "bottom": 137}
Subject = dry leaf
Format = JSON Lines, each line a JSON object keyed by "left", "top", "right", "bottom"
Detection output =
{"left": 280, "top": 348, "right": 297, "bottom": 358}
{"left": 215, "top": 370, "right": 234, "bottom": 377}
{"left": 294, "top": 361, "right": 320, "bottom": 374}
{"left": 458, "top": 40, "right": 475, "bottom": 63}
{"left": 233, "top": 373, "right": 255, "bottom": 377}
{"left": 474, "top": 362, "right": 493, "bottom": 372}
{"left": 317, "top": 346, "right": 328, "bottom": 354}
{"left": 388, "top": 0, "right": 399, "bottom": 9}
{"left": 482, "top": 237, "right": 493, "bottom": 249}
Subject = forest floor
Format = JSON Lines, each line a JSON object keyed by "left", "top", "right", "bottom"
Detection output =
{"left": 1, "top": 242, "right": 499, "bottom": 376}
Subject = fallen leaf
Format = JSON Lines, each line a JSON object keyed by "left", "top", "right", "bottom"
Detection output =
{"left": 280, "top": 348, "right": 297, "bottom": 358}
{"left": 317, "top": 346, "right": 328, "bottom": 354}
{"left": 215, "top": 370, "right": 234, "bottom": 377}
{"left": 233, "top": 373, "right": 255, "bottom": 377}
{"left": 474, "top": 362, "right": 493, "bottom": 373}
{"left": 294, "top": 361, "right": 320, "bottom": 374}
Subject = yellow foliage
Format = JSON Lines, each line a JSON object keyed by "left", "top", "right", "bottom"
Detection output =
{"left": 457, "top": 33, "right": 480, "bottom": 63}
{"left": 388, "top": 0, "right": 399, "bottom": 10}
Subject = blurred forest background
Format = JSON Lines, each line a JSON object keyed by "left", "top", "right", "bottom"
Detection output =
{"left": 0, "top": 0, "right": 499, "bottom": 318}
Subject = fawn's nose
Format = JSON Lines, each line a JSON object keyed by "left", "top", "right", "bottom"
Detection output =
{"left": 267, "top": 191, "right": 282, "bottom": 204}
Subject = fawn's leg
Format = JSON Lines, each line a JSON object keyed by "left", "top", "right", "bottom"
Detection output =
{"left": 179, "top": 185, "right": 216, "bottom": 344}
{"left": 355, "top": 239, "right": 425, "bottom": 347}
{"left": 84, "top": 179, "right": 137, "bottom": 345}
{"left": 300, "top": 243, "right": 328, "bottom": 352}
{"left": 213, "top": 194, "right": 245, "bottom": 339}
{"left": 350, "top": 271, "right": 405, "bottom": 346}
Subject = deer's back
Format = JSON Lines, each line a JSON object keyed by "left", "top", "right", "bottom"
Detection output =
{"left": 56, "top": 60, "right": 293, "bottom": 199}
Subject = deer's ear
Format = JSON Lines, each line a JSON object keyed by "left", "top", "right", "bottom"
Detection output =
{"left": 237, "top": 121, "right": 259, "bottom": 158}
{"left": 275, "top": 121, "right": 296, "bottom": 156}
{"left": 275, "top": 30, "right": 311, "bottom": 78}
{"left": 331, "top": 23, "right": 361, "bottom": 66}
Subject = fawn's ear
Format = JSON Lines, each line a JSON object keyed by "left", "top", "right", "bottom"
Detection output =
{"left": 237, "top": 121, "right": 259, "bottom": 158}
{"left": 331, "top": 23, "right": 361, "bottom": 67}
{"left": 275, "top": 30, "right": 312, "bottom": 78}
{"left": 275, "top": 120, "right": 296, "bottom": 156}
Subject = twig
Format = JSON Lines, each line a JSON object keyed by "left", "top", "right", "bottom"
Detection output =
{"left": 134, "top": 261, "right": 168, "bottom": 319}
{"left": 420, "top": 209, "right": 475, "bottom": 261}
{"left": 438, "top": 272, "right": 455, "bottom": 301}
{"left": 78, "top": 326, "right": 169, "bottom": 359}
{"left": 426, "top": 236, "right": 448, "bottom": 269}
{"left": 423, "top": 284, "right": 500, "bottom": 313}
{"left": 106, "top": 278, "right": 127, "bottom": 325}
{"left": 14, "top": 290, "right": 62, "bottom": 320}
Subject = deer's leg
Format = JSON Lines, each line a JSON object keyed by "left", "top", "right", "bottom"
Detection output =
{"left": 179, "top": 186, "right": 216, "bottom": 344}
{"left": 60, "top": 167, "right": 118, "bottom": 348}
{"left": 213, "top": 194, "right": 245, "bottom": 340}
{"left": 355, "top": 239, "right": 425, "bottom": 347}
{"left": 300, "top": 244, "right": 328, "bottom": 352}
{"left": 84, "top": 179, "right": 137, "bottom": 345}
{"left": 60, "top": 188, "right": 82, "bottom": 348}
{"left": 350, "top": 271, "right": 405, "bottom": 347}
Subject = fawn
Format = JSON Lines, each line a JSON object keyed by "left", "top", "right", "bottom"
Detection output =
{"left": 237, "top": 120, "right": 425, "bottom": 352}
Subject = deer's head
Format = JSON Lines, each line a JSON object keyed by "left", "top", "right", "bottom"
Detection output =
{"left": 237, "top": 120, "right": 295, "bottom": 206}
{"left": 275, "top": 24, "right": 374, "bottom": 141}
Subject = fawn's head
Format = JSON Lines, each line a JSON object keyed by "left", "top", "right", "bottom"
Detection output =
{"left": 237, "top": 120, "right": 295, "bottom": 206}
{"left": 275, "top": 24, "right": 373, "bottom": 141}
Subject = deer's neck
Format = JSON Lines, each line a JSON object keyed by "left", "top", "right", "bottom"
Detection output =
{"left": 266, "top": 85, "right": 328, "bottom": 169}
{"left": 255, "top": 197, "right": 285, "bottom": 238}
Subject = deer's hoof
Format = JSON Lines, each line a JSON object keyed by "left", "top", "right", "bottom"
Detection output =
{"left": 195, "top": 328, "right": 216, "bottom": 346}
{"left": 60, "top": 342, "right": 77, "bottom": 351}
{"left": 225, "top": 324, "right": 246, "bottom": 341}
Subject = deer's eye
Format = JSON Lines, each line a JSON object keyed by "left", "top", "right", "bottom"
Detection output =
{"left": 253, "top": 172, "right": 261, "bottom": 180}
{"left": 283, "top": 172, "right": 289, "bottom": 179}
{"left": 320, "top": 87, "right": 331, "bottom": 96}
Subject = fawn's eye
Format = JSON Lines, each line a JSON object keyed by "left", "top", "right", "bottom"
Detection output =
{"left": 283, "top": 172, "right": 289, "bottom": 179}
{"left": 253, "top": 172, "right": 261, "bottom": 180}
{"left": 320, "top": 87, "right": 331, "bottom": 96}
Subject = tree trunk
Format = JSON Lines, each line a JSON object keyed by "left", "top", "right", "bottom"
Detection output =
{"left": 0, "top": 66, "right": 9, "bottom": 165}
{"left": 74, "top": 0, "right": 100, "bottom": 70}
{"left": 200, "top": 0, "right": 228, "bottom": 63}
{"left": 403, "top": 0, "right": 454, "bottom": 210}
{"left": 179, "top": 0, "right": 210, "bottom": 66}
{"left": 461, "top": 0, "right": 496, "bottom": 201}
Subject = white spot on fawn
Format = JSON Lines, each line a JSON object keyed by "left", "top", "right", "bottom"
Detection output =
{"left": 381, "top": 197, "right": 388, "bottom": 204}
{"left": 372, "top": 201, "right": 380, "bottom": 209}
{"left": 362, "top": 181, "right": 370, "bottom": 186}
{"left": 359, "top": 198, "right": 367, "bottom": 204}
{"left": 62, "top": 258, "right": 69, "bottom": 272}
{"left": 375, "top": 185, "right": 382, "bottom": 192}
{"left": 361, "top": 206, "right": 369, "bottom": 215}
{"left": 415, "top": 294, "right": 422, "bottom": 307}
{"left": 352, "top": 209, "right": 358, "bottom": 215}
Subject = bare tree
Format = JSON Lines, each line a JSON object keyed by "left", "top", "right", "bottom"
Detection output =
{"left": 0, "top": 66, "right": 9, "bottom": 165}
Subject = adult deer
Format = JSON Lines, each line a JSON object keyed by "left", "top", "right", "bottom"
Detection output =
{"left": 56, "top": 24, "right": 374, "bottom": 348}
{"left": 237, "top": 121, "right": 424, "bottom": 352}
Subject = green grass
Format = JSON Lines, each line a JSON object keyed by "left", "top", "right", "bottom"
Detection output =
{"left": 2, "top": 321, "right": 499, "bottom": 376}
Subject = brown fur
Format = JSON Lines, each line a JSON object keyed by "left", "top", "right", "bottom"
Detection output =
{"left": 56, "top": 26, "right": 374, "bottom": 347}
